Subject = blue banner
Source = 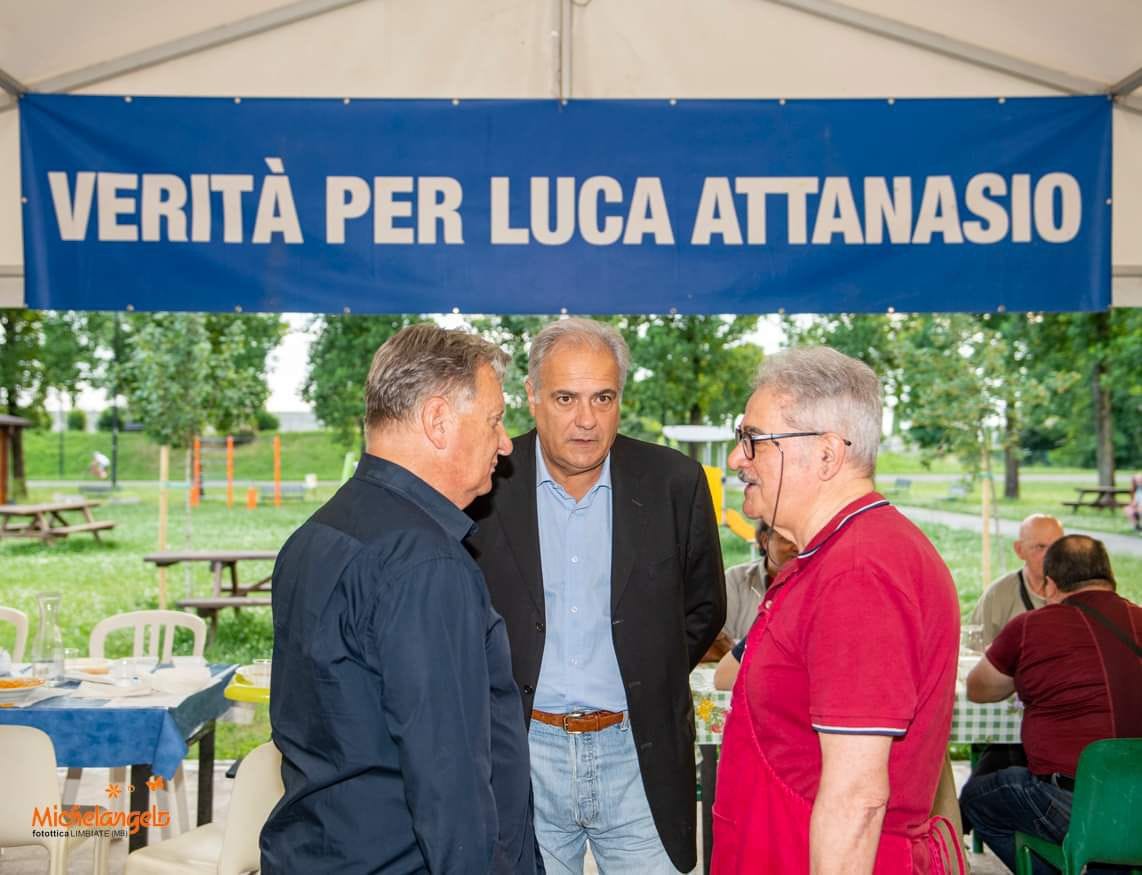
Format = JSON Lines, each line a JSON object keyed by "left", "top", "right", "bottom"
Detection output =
{"left": 19, "top": 94, "right": 1111, "bottom": 314}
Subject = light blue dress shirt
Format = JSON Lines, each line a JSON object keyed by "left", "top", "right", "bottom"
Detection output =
{"left": 532, "top": 443, "right": 628, "bottom": 713}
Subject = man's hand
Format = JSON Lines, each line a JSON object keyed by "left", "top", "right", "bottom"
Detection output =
{"left": 810, "top": 733, "right": 892, "bottom": 874}
{"left": 966, "top": 657, "right": 1015, "bottom": 703}
{"left": 701, "top": 631, "right": 734, "bottom": 663}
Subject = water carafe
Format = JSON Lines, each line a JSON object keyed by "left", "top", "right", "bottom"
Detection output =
{"left": 31, "top": 592, "right": 65, "bottom": 685}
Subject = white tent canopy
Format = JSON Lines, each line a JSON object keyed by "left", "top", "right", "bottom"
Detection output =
{"left": 2, "top": 0, "right": 1139, "bottom": 308}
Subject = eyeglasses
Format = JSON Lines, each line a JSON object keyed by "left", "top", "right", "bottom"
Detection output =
{"left": 734, "top": 427, "right": 852, "bottom": 461}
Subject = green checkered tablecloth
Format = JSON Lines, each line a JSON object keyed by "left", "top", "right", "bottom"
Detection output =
{"left": 690, "top": 668, "right": 1022, "bottom": 746}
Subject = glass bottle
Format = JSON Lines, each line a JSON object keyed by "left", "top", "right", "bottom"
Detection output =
{"left": 31, "top": 592, "right": 65, "bottom": 685}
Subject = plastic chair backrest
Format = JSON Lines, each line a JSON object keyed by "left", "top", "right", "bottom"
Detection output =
{"left": 217, "top": 741, "right": 284, "bottom": 875}
{"left": 0, "top": 606, "right": 29, "bottom": 663}
{"left": 1065, "top": 737, "right": 1142, "bottom": 869}
{"left": 89, "top": 610, "right": 207, "bottom": 662}
{"left": 0, "top": 725, "right": 62, "bottom": 847}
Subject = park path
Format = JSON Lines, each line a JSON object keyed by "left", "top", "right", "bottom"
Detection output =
{"left": 898, "top": 505, "right": 1142, "bottom": 558}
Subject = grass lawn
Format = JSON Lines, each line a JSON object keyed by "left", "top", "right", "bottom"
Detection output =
{"left": 2, "top": 485, "right": 1138, "bottom": 761}
{"left": 20, "top": 430, "right": 356, "bottom": 482}
{"left": 879, "top": 476, "right": 1139, "bottom": 536}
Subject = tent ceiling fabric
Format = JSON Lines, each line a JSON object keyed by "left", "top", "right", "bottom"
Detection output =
{"left": 1, "top": 0, "right": 1139, "bottom": 308}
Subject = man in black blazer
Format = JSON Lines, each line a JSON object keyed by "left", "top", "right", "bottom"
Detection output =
{"left": 468, "top": 318, "right": 725, "bottom": 873}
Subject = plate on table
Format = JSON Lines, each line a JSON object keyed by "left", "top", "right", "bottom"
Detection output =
{"left": 0, "top": 677, "right": 45, "bottom": 702}
{"left": 66, "top": 657, "right": 113, "bottom": 683}
{"left": 235, "top": 664, "right": 271, "bottom": 688}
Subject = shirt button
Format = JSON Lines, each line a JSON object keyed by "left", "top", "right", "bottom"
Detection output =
{"left": 522, "top": 685, "right": 534, "bottom": 695}
{"left": 764, "top": 600, "right": 773, "bottom": 610}
{"left": 570, "top": 556, "right": 579, "bottom": 564}
{"left": 570, "top": 606, "right": 578, "bottom": 614}
{"left": 536, "top": 622, "right": 545, "bottom": 632}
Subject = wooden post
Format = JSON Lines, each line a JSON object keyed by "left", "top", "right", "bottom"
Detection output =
{"left": 980, "top": 444, "right": 992, "bottom": 589}
{"left": 246, "top": 486, "right": 258, "bottom": 510}
{"left": 190, "top": 437, "right": 202, "bottom": 508}
{"left": 0, "top": 428, "right": 8, "bottom": 505}
{"left": 273, "top": 434, "right": 282, "bottom": 508}
{"left": 158, "top": 445, "right": 170, "bottom": 610}
{"left": 226, "top": 435, "right": 234, "bottom": 509}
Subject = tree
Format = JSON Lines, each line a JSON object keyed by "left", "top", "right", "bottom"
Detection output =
{"left": 0, "top": 311, "right": 44, "bottom": 498}
{"left": 302, "top": 314, "right": 421, "bottom": 446}
{"left": 617, "top": 315, "right": 762, "bottom": 448}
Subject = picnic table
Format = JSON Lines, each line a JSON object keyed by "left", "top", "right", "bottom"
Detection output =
{"left": 0, "top": 499, "right": 115, "bottom": 542}
{"left": 1062, "top": 486, "right": 1132, "bottom": 512}
{"left": 142, "top": 550, "right": 278, "bottom": 633}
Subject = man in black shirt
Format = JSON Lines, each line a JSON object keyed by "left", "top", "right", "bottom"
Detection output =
{"left": 262, "top": 324, "right": 542, "bottom": 874}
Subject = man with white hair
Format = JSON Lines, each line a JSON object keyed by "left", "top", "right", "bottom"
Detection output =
{"left": 972, "top": 513, "right": 1065, "bottom": 646}
{"left": 263, "top": 324, "right": 541, "bottom": 873}
{"left": 712, "top": 347, "right": 961, "bottom": 874}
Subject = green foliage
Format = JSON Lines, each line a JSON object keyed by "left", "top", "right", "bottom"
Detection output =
{"left": 125, "top": 313, "right": 283, "bottom": 447}
{"left": 618, "top": 315, "right": 762, "bottom": 440}
{"left": 97, "top": 406, "right": 132, "bottom": 432}
{"left": 66, "top": 409, "right": 86, "bottom": 431}
{"left": 255, "top": 409, "right": 280, "bottom": 432}
{"left": 302, "top": 314, "right": 421, "bottom": 446}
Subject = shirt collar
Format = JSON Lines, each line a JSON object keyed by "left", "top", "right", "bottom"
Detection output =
{"left": 535, "top": 440, "right": 612, "bottom": 499}
{"left": 795, "top": 492, "right": 890, "bottom": 562}
{"left": 354, "top": 453, "right": 475, "bottom": 542}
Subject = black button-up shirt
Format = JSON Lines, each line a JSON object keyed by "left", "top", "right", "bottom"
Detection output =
{"left": 262, "top": 455, "right": 539, "bottom": 874}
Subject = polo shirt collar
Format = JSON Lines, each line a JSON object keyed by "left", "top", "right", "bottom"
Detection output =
{"left": 535, "top": 440, "right": 612, "bottom": 499}
{"left": 354, "top": 453, "right": 475, "bottom": 542}
{"left": 795, "top": 492, "right": 890, "bottom": 562}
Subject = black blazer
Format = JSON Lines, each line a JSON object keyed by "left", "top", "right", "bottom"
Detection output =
{"left": 467, "top": 431, "right": 726, "bottom": 872}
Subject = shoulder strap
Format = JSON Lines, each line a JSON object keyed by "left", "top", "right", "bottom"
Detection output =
{"left": 1017, "top": 570, "right": 1034, "bottom": 612}
{"left": 1069, "top": 598, "right": 1142, "bottom": 657}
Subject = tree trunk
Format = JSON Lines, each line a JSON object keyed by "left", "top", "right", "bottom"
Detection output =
{"left": 687, "top": 403, "right": 702, "bottom": 461}
{"left": 1091, "top": 314, "right": 1115, "bottom": 488}
{"left": 1004, "top": 401, "right": 1020, "bottom": 499}
{"left": 5, "top": 398, "right": 27, "bottom": 499}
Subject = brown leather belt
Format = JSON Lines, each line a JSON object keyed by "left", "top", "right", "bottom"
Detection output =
{"left": 531, "top": 709, "right": 624, "bottom": 733}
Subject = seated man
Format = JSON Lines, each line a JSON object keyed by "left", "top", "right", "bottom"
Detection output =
{"left": 713, "top": 520, "right": 797, "bottom": 690}
{"left": 960, "top": 534, "right": 1142, "bottom": 874}
{"left": 971, "top": 513, "right": 1064, "bottom": 647}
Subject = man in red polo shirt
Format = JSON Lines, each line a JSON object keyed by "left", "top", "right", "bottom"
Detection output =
{"left": 960, "top": 534, "right": 1142, "bottom": 874}
{"left": 711, "top": 347, "right": 961, "bottom": 874}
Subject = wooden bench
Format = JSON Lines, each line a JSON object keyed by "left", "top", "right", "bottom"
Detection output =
{"left": 176, "top": 596, "right": 272, "bottom": 635}
{"left": 46, "top": 521, "right": 116, "bottom": 536}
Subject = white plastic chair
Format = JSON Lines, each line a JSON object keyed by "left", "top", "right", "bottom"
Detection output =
{"left": 124, "top": 741, "right": 283, "bottom": 875}
{"left": 0, "top": 605, "right": 29, "bottom": 662}
{"left": 89, "top": 610, "right": 207, "bottom": 662}
{"left": 66, "top": 610, "right": 208, "bottom": 838}
{"left": 0, "top": 725, "right": 109, "bottom": 875}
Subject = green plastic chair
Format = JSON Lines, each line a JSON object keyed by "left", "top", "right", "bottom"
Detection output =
{"left": 1015, "top": 738, "right": 1142, "bottom": 874}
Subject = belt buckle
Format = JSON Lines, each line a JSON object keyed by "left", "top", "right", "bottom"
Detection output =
{"left": 562, "top": 710, "right": 589, "bottom": 733}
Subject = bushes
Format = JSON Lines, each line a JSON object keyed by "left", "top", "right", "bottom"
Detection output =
{"left": 66, "top": 409, "right": 87, "bottom": 431}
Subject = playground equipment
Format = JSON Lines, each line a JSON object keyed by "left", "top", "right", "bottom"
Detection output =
{"left": 662, "top": 425, "right": 755, "bottom": 549}
{"left": 189, "top": 433, "right": 285, "bottom": 509}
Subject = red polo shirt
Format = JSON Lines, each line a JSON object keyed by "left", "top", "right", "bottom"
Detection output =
{"left": 986, "top": 589, "right": 1142, "bottom": 777}
{"left": 742, "top": 493, "right": 959, "bottom": 841}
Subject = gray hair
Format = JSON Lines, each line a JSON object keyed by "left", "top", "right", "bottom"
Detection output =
{"left": 753, "top": 346, "right": 882, "bottom": 474}
{"left": 528, "top": 318, "right": 631, "bottom": 392}
{"left": 365, "top": 323, "right": 509, "bottom": 429}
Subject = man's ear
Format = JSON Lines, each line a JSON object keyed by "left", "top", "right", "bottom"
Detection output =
{"left": 816, "top": 433, "right": 847, "bottom": 481}
{"left": 1013, "top": 539, "right": 1027, "bottom": 563}
{"left": 524, "top": 378, "right": 538, "bottom": 417}
{"left": 420, "top": 396, "right": 451, "bottom": 450}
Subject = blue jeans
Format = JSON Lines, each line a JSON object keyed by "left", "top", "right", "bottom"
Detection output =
{"left": 528, "top": 715, "right": 679, "bottom": 874}
{"left": 961, "top": 766, "right": 1072, "bottom": 875}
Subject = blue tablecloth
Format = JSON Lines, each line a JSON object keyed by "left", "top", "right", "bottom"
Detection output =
{"left": 0, "top": 664, "right": 237, "bottom": 778}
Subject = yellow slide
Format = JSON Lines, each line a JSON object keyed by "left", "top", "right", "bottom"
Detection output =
{"left": 724, "top": 507, "right": 756, "bottom": 543}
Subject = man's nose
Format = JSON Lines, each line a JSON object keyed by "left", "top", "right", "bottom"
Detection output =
{"left": 728, "top": 444, "right": 746, "bottom": 470}
{"left": 498, "top": 426, "right": 512, "bottom": 456}
{"left": 573, "top": 399, "right": 596, "bottom": 428}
